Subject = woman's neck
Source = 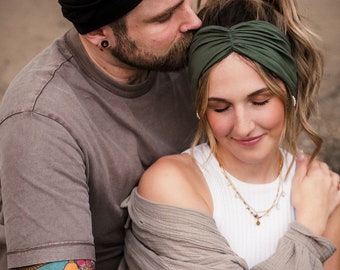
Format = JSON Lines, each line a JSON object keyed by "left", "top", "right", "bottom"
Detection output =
{"left": 215, "top": 149, "right": 283, "bottom": 184}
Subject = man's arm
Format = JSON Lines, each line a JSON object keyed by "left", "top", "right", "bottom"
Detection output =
{"left": 17, "top": 260, "right": 95, "bottom": 270}
{"left": 0, "top": 113, "right": 95, "bottom": 269}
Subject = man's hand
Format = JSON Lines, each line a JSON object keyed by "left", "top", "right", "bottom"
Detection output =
{"left": 292, "top": 153, "right": 340, "bottom": 235}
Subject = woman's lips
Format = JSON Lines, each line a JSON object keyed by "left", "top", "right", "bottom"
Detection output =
{"left": 234, "top": 135, "right": 263, "bottom": 146}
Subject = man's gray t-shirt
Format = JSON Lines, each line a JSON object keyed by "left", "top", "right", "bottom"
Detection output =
{"left": 0, "top": 28, "right": 197, "bottom": 269}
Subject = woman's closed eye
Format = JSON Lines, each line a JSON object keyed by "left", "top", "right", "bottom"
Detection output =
{"left": 249, "top": 88, "right": 273, "bottom": 106}
{"left": 252, "top": 99, "right": 270, "bottom": 106}
{"left": 208, "top": 100, "right": 231, "bottom": 112}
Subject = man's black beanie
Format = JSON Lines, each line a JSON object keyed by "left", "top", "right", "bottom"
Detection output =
{"left": 58, "top": 0, "right": 142, "bottom": 34}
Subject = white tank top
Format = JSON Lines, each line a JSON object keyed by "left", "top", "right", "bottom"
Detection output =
{"left": 187, "top": 143, "right": 296, "bottom": 268}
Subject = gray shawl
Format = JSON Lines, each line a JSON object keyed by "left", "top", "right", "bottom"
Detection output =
{"left": 119, "top": 188, "right": 335, "bottom": 269}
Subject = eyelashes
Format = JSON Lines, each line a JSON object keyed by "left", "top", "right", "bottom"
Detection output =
{"left": 253, "top": 100, "right": 270, "bottom": 106}
{"left": 212, "top": 99, "right": 270, "bottom": 112}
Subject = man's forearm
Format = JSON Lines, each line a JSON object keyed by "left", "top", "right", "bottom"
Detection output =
{"left": 16, "top": 260, "right": 95, "bottom": 270}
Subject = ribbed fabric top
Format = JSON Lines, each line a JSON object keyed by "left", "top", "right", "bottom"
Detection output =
{"left": 190, "top": 143, "right": 296, "bottom": 268}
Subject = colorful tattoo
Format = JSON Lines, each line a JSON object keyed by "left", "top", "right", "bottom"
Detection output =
{"left": 65, "top": 260, "right": 95, "bottom": 270}
{"left": 16, "top": 260, "right": 95, "bottom": 270}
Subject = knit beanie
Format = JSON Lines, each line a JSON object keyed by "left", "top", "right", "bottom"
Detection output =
{"left": 59, "top": 0, "right": 142, "bottom": 34}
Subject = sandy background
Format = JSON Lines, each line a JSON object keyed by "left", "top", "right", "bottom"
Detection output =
{"left": 0, "top": 0, "right": 339, "bottom": 172}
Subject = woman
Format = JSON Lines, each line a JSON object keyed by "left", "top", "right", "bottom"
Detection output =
{"left": 121, "top": 0, "right": 340, "bottom": 269}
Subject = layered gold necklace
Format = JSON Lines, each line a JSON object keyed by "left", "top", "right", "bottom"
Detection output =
{"left": 219, "top": 156, "right": 285, "bottom": 226}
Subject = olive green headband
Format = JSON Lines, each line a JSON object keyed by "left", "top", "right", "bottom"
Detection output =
{"left": 188, "top": 20, "right": 298, "bottom": 97}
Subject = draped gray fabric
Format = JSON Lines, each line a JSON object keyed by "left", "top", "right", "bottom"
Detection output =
{"left": 120, "top": 188, "right": 335, "bottom": 269}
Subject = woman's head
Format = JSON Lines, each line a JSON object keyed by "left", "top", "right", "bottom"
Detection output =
{"left": 203, "top": 53, "right": 286, "bottom": 164}
{"left": 191, "top": 0, "right": 323, "bottom": 160}
{"left": 190, "top": 20, "right": 297, "bottom": 156}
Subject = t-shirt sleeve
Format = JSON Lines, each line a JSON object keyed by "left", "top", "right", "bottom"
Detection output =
{"left": 0, "top": 112, "right": 95, "bottom": 268}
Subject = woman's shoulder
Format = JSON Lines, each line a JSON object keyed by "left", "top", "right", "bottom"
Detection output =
{"left": 137, "top": 153, "right": 212, "bottom": 215}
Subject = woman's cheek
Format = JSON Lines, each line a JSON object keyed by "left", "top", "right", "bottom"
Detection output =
{"left": 208, "top": 113, "right": 232, "bottom": 138}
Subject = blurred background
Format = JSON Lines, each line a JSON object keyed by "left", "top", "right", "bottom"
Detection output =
{"left": 0, "top": 0, "right": 339, "bottom": 172}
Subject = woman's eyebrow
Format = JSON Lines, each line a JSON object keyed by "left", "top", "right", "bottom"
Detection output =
{"left": 208, "top": 88, "right": 271, "bottom": 102}
{"left": 248, "top": 88, "right": 271, "bottom": 98}
{"left": 208, "top": 97, "right": 228, "bottom": 102}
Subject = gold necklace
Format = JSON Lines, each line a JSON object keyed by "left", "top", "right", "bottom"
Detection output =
{"left": 219, "top": 157, "right": 285, "bottom": 226}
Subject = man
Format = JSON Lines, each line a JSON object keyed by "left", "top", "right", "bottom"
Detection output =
{"left": 0, "top": 0, "right": 201, "bottom": 269}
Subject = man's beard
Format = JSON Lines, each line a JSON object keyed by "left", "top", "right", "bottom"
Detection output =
{"left": 110, "top": 25, "right": 193, "bottom": 71}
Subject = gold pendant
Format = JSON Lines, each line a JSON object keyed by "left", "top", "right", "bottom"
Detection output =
{"left": 255, "top": 215, "right": 260, "bottom": 226}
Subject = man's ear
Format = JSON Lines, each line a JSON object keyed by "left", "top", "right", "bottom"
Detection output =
{"left": 82, "top": 28, "right": 106, "bottom": 46}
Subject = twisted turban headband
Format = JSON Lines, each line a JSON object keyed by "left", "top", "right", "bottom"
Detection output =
{"left": 188, "top": 20, "right": 297, "bottom": 97}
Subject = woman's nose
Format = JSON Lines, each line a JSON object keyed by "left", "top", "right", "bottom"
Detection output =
{"left": 232, "top": 108, "right": 255, "bottom": 137}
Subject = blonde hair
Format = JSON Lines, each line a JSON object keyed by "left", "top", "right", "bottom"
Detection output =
{"left": 192, "top": 0, "right": 323, "bottom": 161}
